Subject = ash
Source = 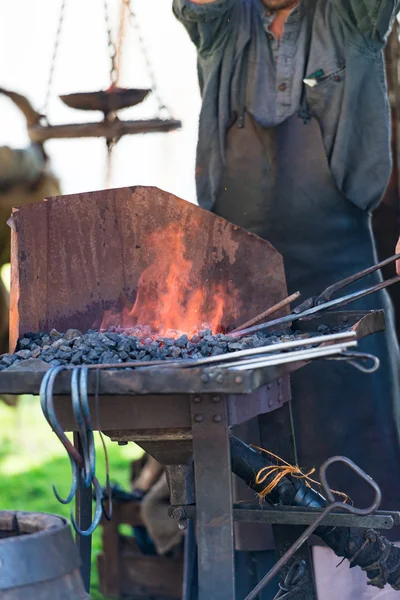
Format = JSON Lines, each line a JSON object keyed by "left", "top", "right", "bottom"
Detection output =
{"left": 0, "top": 324, "right": 341, "bottom": 369}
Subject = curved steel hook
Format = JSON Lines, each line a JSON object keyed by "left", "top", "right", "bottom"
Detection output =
{"left": 70, "top": 476, "right": 104, "bottom": 536}
{"left": 40, "top": 366, "right": 79, "bottom": 504}
{"left": 319, "top": 456, "right": 382, "bottom": 514}
{"left": 328, "top": 351, "right": 380, "bottom": 374}
{"left": 71, "top": 367, "right": 92, "bottom": 487}
{"left": 79, "top": 366, "right": 96, "bottom": 483}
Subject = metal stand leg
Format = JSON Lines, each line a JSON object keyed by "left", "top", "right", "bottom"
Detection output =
{"left": 73, "top": 432, "right": 92, "bottom": 593}
{"left": 191, "top": 394, "right": 235, "bottom": 600}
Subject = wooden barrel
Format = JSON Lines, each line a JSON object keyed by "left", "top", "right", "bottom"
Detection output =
{"left": 0, "top": 511, "right": 89, "bottom": 599}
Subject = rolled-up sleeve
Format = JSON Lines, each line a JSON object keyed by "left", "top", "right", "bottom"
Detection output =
{"left": 332, "top": 0, "right": 400, "bottom": 47}
{"left": 173, "top": 0, "right": 235, "bottom": 54}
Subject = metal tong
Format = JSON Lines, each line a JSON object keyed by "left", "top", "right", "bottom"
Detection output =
{"left": 232, "top": 253, "right": 400, "bottom": 338}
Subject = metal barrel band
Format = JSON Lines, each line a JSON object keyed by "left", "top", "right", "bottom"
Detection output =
{"left": 0, "top": 517, "right": 80, "bottom": 589}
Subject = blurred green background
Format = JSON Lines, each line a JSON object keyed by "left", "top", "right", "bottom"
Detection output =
{"left": 0, "top": 395, "right": 142, "bottom": 599}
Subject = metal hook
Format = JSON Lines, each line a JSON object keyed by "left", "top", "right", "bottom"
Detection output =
{"left": 79, "top": 367, "right": 96, "bottom": 484}
{"left": 70, "top": 476, "right": 104, "bottom": 537}
{"left": 40, "top": 366, "right": 79, "bottom": 504}
{"left": 71, "top": 367, "right": 93, "bottom": 488}
{"left": 319, "top": 456, "right": 382, "bottom": 514}
{"left": 327, "top": 351, "right": 380, "bottom": 374}
{"left": 273, "top": 560, "right": 307, "bottom": 599}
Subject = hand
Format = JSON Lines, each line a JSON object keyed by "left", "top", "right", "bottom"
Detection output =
{"left": 396, "top": 237, "right": 400, "bottom": 275}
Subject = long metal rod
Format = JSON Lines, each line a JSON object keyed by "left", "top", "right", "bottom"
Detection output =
{"left": 232, "top": 275, "right": 400, "bottom": 338}
{"left": 222, "top": 341, "right": 358, "bottom": 371}
{"left": 230, "top": 292, "right": 301, "bottom": 333}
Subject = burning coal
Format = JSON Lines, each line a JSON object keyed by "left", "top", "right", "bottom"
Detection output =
{"left": 0, "top": 324, "right": 341, "bottom": 369}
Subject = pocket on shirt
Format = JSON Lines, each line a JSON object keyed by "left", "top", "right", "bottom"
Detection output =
{"left": 305, "top": 65, "right": 346, "bottom": 116}
{"left": 306, "top": 66, "right": 346, "bottom": 89}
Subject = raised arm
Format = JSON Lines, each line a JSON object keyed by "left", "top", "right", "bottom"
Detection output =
{"left": 173, "top": 0, "right": 235, "bottom": 55}
{"left": 332, "top": 0, "right": 400, "bottom": 47}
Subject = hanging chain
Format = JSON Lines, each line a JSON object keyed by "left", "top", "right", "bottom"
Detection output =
{"left": 41, "top": 0, "right": 67, "bottom": 118}
{"left": 123, "top": 0, "right": 172, "bottom": 118}
{"left": 104, "top": 0, "right": 119, "bottom": 86}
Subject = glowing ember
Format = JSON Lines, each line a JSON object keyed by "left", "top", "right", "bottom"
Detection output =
{"left": 100, "top": 223, "right": 241, "bottom": 337}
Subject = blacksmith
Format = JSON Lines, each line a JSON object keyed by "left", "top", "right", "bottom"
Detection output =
{"left": 173, "top": 0, "right": 400, "bottom": 597}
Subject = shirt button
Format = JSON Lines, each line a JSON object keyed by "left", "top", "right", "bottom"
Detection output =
{"left": 268, "top": 33, "right": 274, "bottom": 40}
{"left": 266, "top": 10, "right": 273, "bottom": 16}
{"left": 278, "top": 83, "right": 287, "bottom": 92}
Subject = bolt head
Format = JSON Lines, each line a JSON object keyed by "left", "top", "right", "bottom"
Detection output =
{"left": 193, "top": 396, "right": 202, "bottom": 404}
{"left": 278, "top": 394, "right": 283, "bottom": 403}
{"left": 235, "top": 375, "right": 243, "bottom": 384}
{"left": 216, "top": 373, "right": 224, "bottom": 383}
{"left": 213, "top": 414, "right": 223, "bottom": 423}
{"left": 201, "top": 373, "right": 209, "bottom": 383}
{"left": 211, "top": 395, "right": 221, "bottom": 404}
{"left": 173, "top": 508, "right": 186, "bottom": 520}
{"left": 194, "top": 413, "right": 204, "bottom": 423}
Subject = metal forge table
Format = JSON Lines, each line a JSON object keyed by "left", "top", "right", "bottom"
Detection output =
{"left": 1, "top": 309, "right": 397, "bottom": 600}
{"left": 5, "top": 187, "right": 400, "bottom": 599}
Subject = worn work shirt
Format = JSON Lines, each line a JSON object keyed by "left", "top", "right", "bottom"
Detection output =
{"left": 173, "top": 0, "right": 399, "bottom": 212}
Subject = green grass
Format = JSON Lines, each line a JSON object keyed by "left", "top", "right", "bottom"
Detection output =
{"left": 0, "top": 395, "right": 143, "bottom": 599}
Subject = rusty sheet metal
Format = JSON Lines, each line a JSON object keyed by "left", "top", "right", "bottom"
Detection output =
{"left": 9, "top": 186, "right": 288, "bottom": 351}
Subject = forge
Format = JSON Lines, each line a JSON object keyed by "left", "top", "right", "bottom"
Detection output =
{"left": 0, "top": 186, "right": 397, "bottom": 600}
{"left": 8, "top": 186, "right": 289, "bottom": 349}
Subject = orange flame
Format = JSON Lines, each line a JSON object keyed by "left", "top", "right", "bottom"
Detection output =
{"left": 100, "top": 223, "right": 240, "bottom": 338}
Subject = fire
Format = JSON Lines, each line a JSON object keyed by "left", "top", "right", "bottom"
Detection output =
{"left": 100, "top": 222, "right": 240, "bottom": 337}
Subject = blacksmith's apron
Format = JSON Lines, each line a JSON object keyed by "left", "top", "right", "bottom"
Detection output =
{"left": 214, "top": 111, "right": 400, "bottom": 540}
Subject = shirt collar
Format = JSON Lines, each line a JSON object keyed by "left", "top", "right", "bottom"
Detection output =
{"left": 257, "top": 0, "right": 303, "bottom": 26}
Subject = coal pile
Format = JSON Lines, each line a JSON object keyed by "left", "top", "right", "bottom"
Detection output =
{"left": 0, "top": 324, "right": 332, "bottom": 369}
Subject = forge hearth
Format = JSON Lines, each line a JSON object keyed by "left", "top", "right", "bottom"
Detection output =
{"left": 8, "top": 186, "right": 289, "bottom": 351}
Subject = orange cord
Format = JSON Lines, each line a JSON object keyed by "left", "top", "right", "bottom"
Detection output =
{"left": 251, "top": 445, "right": 350, "bottom": 503}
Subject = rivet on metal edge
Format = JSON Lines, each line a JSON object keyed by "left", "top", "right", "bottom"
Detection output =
{"left": 216, "top": 373, "right": 224, "bottom": 383}
{"left": 278, "top": 394, "right": 283, "bottom": 403}
{"left": 212, "top": 395, "right": 221, "bottom": 404}
{"left": 213, "top": 414, "right": 223, "bottom": 423}
{"left": 194, "top": 414, "right": 204, "bottom": 423}
{"left": 267, "top": 383, "right": 273, "bottom": 390}
{"left": 235, "top": 376, "right": 243, "bottom": 384}
{"left": 268, "top": 397, "right": 274, "bottom": 408}
{"left": 201, "top": 374, "right": 209, "bottom": 383}
{"left": 193, "top": 396, "right": 202, "bottom": 404}
{"left": 343, "top": 316, "right": 349, "bottom": 323}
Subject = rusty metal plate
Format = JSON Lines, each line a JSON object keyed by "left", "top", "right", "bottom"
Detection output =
{"left": 9, "top": 186, "right": 288, "bottom": 350}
